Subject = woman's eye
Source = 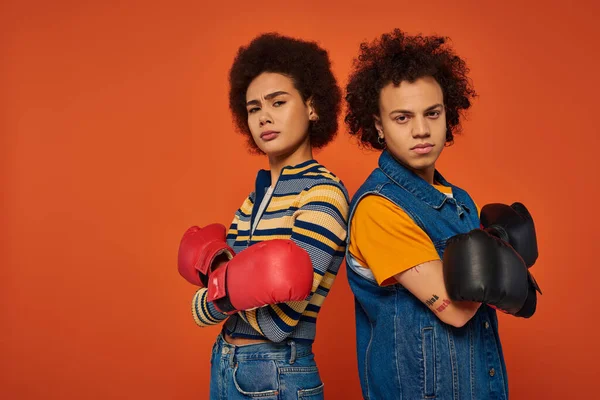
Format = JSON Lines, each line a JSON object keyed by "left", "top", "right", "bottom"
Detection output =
{"left": 273, "top": 101, "right": 286, "bottom": 107}
{"left": 248, "top": 107, "right": 260, "bottom": 114}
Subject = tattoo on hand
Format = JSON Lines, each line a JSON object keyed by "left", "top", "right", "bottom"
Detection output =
{"left": 425, "top": 294, "right": 439, "bottom": 306}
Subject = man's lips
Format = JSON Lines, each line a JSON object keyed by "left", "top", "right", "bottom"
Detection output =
{"left": 411, "top": 143, "right": 434, "bottom": 154}
{"left": 411, "top": 143, "right": 434, "bottom": 150}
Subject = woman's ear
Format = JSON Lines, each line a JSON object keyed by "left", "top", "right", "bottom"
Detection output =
{"left": 307, "top": 98, "right": 319, "bottom": 122}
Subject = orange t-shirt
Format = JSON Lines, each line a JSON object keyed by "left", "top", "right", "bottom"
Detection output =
{"left": 348, "top": 184, "right": 477, "bottom": 286}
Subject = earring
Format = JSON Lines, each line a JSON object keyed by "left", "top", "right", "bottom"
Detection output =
{"left": 377, "top": 129, "right": 385, "bottom": 145}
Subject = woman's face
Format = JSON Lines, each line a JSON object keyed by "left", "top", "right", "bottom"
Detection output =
{"left": 245, "top": 72, "right": 317, "bottom": 158}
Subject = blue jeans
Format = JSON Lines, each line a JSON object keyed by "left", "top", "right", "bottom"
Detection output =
{"left": 209, "top": 334, "right": 324, "bottom": 400}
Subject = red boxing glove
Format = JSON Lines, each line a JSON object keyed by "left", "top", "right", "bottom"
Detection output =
{"left": 206, "top": 239, "right": 314, "bottom": 314}
{"left": 177, "top": 224, "right": 234, "bottom": 286}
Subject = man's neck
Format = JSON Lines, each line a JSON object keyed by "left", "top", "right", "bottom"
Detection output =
{"left": 412, "top": 166, "right": 435, "bottom": 185}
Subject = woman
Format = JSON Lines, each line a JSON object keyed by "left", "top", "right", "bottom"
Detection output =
{"left": 178, "top": 33, "right": 349, "bottom": 399}
{"left": 343, "top": 29, "right": 540, "bottom": 399}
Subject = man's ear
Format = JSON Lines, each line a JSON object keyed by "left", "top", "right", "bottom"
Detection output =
{"left": 374, "top": 115, "right": 383, "bottom": 137}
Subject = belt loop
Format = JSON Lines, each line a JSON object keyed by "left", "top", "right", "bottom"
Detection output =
{"left": 288, "top": 340, "right": 297, "bottom": 364}
{"left": 229, "top": 345, "right": 235, "bottom": 368}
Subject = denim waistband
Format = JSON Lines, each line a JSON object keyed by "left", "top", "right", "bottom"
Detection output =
{"left": 214, "top": 333, "right": 313, "bottom": 364}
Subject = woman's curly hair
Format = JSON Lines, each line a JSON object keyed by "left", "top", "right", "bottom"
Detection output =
{"left": 345, "top": 29, "right": 477, "bottom": 150}
{"left": 229, "top": 33, "right": 341, "bottom": 152}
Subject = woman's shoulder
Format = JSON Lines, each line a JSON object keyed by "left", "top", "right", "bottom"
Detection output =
{"left": 300, "top": 163, "right": 348, "bottom": 193}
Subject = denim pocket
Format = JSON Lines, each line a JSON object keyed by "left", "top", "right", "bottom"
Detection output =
{"left": 422, "top": 327, "right": 436, "bottom": 398}
{"left": 232, "top": 360, "right": 279, "bottom": 398}
{"left": 278, "top": 365, "right": 323, "bottom": 400}
{"left": 297, "top": 382, "right": 324, "bottom": 400}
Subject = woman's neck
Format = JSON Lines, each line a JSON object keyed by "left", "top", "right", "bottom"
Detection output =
{"left": 267, "top": 140, "right": 313, "bottom": 184}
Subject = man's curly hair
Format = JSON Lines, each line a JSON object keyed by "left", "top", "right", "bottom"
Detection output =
{"left": 345, "top": 29, "right": 477, "bottom": 150}
{"left": 229, "top": 33, "right": 341, "bottom": 152}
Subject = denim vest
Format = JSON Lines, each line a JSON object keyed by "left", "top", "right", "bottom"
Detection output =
{"left": 345, "top": 151, "right": 508, "bottom": 400}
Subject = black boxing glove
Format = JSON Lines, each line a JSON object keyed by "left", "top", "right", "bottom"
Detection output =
{"left": 443, "top": 229, "right": 529, "bottom": 315}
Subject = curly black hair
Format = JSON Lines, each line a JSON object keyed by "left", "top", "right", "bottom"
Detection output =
{"left": 228, "top": 33, "right": 341, "bottom": 153}
{"left": 345, "top": 29, "right": 477, "bottom": 150}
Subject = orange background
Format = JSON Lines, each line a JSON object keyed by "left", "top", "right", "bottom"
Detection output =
{"left": 2, "top": 0, "right": 599, "bottom": 399}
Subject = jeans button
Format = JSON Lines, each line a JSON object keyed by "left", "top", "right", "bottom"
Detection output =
{"left": 222, "top": 347, "right": 230, "bottom": 355}
{"left": 484, "top": 321, "right": 490, "bottom": 329}
{"left": 489, "top": 368, "right": 495, "bottom": 377}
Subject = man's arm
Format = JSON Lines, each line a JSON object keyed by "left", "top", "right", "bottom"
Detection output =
{"left": 349, "top": 194, "right": 479, "bottom": 326}
{"left": 395, "top": 260, "right": 481, "bottom": 328}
